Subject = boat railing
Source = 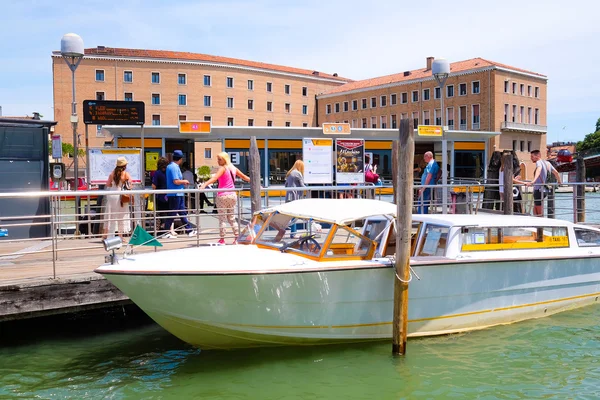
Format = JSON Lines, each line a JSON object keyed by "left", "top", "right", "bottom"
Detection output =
{"left": 0, "top": 181, "right": 594, "bottom": 280}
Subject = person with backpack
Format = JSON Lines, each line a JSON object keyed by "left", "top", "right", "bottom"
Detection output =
{"left": 526, "top": 150, "right": 562, "bottom": 217}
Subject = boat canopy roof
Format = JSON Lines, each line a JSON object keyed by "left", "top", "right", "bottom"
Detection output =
{"left": 412, "top": 213, "right": 574, "bottom": 228}
{"left": 260, "top": 199, "right": 397, "bottom": 225}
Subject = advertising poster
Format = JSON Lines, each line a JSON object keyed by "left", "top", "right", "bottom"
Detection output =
{"left": 302, "top": 138, "right": 333, "bottom": 184}
{"left": 336, "top": 139, "right": 365, "bottom": 184}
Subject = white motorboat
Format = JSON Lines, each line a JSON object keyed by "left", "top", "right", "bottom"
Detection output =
{"left": 95, "top": 199, "right": 600, "bottom": 349}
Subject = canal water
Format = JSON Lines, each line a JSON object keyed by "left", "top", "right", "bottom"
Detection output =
{"left": 1, "top": 304, "right": 600, "bottom": 399}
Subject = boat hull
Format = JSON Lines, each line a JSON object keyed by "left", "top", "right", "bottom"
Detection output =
{"left": 102, "top": 256, "right": 600, "bottom": 349}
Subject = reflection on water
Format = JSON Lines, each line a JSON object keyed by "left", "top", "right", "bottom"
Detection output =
{"left": 2, "top": 305, "right": 600, "bottom": 399}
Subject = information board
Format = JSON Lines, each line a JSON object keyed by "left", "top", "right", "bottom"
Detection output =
{"left": 302, "top": 138, "right": 333, "bottom": 184}
{"left": 336, "top": 139, "right": 365, "bottom": 184}
{"left": 88, "top": 148, "right": 142, "bottom": 184}
{"left": 83, "top": 100, "right": 145, "bottom": 125}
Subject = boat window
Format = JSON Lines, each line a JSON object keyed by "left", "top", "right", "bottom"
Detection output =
{"left": 255, "top": 213, "right": 329, "bottom": 257}
{"left": 237, "top": 213, "right": 268, "bottom": 244}
{"left": 417, "top": 224, "right": 449, "bottom": 256}
{"left": 574, "top": 228, "right": 600, "bottom": 247}
{"left": 324, "top": 225, "right": 373, "bottom": 259}
{"left": 461, "top": 226, "right": 569, "bottom": 251}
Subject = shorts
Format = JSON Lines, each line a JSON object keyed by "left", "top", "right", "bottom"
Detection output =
{"left": 533, "top": 190, "right": 546, "bottom": 206}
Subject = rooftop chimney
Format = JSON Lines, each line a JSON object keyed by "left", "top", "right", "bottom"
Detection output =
{"left": 32, "top": 112, "right": 41, "bottom": 120}
{"left": 403, "top": 71, "right": 411, "bottom": 77}
{"left": 426, "top": 56, "right": 434, "bottom": 70}
{"left": 333, "top": 73, "right": 338, "bottom": 77}
{"left": 312, "top": 71, "right": 320, "bottom": 76}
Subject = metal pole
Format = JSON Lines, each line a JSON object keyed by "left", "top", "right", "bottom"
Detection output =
{"left": 441, "top": 85, "right": 448, "bottom": 214}
{"left": 141, "top": 125, "right": 145, "bottom": 186}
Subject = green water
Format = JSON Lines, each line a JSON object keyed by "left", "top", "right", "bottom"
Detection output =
{"left": 1, "top": 305, "right": 600, "bottom": 399}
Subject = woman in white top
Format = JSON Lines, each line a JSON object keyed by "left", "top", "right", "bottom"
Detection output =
{"left": 103, "top": 157, "right": 132, "bottom": 239}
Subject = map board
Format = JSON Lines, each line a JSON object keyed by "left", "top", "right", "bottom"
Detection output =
{"left": 88, "top": 148, "right": 142, "bottom": 184}
{"left": 302, "top": 138, "right": 333, "bottom": 184}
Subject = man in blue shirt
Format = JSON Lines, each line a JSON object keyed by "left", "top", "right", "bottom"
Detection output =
{"left": 164, "top": 150, "right": 194, "bottom": 237}
{"left": 417, "top": 151, "right": 439, "bottom": 214}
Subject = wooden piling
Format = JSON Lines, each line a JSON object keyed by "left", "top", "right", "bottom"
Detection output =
{"left": 502, "top": 151, "right": 514, "bottom": 215}
{"left": 249, "top": 136, "right": 262, "bottom": 215}
{"left": 392, "top": 119, "right": 414, "bottom": 356}
{"left": 392, "top": 144, "right": 399, "bottom": 205}
{"left": 576, "top": 157, "right": 586, "bottom": 223}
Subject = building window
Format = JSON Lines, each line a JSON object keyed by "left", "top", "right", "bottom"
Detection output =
{"left": 352, "top": 100, "right": 358, "bottom": 111}
{"left": 459, "top": 106, "right": 467, "bottom": 130}
{"left": 266, "top": 82, "right": 272, "bottom": 92}
{"left": 391, "top": 93, "right": 397, "bottom": 105}
{"left": 302, "top": 122, "right": 308, "bottom": 127}
{"left": 204, "top": 75, "right": 211, "bottom": 86}
{"left": 423, "top": 88, "right": 430, "bottom": 101}
{"left": 302, "top": 86, "right": 308, "bottom": 96}
{"left": 248, "top": 80, "right": 254, "bottom": 90}
{"left": 520, "top": 141, "right": 525, "bottom": 152}
{"left": 535, "top": 87, "right": 540, "bottom": 98}
{"left": 204, "top": 148, "right": 212, "bottom": 159}
{"left": 472, "top": 81, "right": 480, "bottom": 94}
{"left": 267, "top": 101, "right": 273, "bottom": 112}
{"left": 401, "top": 92, "right": 408, "bottom": 104}
{"left": 343, "top": 101, "right": 349, "bottom": 112}
{"left": 179, "top": 115, "right": 186, "bottom": 121}
{"left": 371, "top": 116, "right": 377, "bottom": 128}
{"left": 435, "top": 109, "right": 441, "bottom": 125}
{"left": 528, "top": 85, "right": 532, "bottom": 97}
{"left": 204, "top": 95, "right": 211, "bottom": 107}
{"left": 267, "top": 120, "right": 273, "bottom": 126}
{"left": 380, "top": 95, "right": 387, "bottom": 107}
{"left": 302, "top": 105, "right": 308, "bottom": 115}
{"left": 528, "top": 107, "right": 532, "bottom": 124}
{"left": 248, "top": 119, "right": 254, "bottom": 126}
{"left": 152, "top": 93, "right": 160, "bottom": 105}
{"left": 391, "top": 114, "right": 397, "bottom": 129}
{"left": 504, "top": 80, "right": 509, "bottom": 93}
{"left": 512, "top": 82, "right": 517, "bottom": 94}
{"left": 96, "top": 70, "right": 105, "bottom": 82}
{"left": 360, "top": 118, "right": 366, "bottom": 128}
{"left": 178, "top": 94, "right": 187, "bottom": 106}
{"left": 285, "top": 84, "right": 291, "bottom": 95}
{"left": 178, "top": 73, "right": 186, "bottom": 85}
{"left": 227, "top": 97, "right": 234, "bottom": 108}
{"left": 527, "top": 141, "right": 532, "bottom": 152}
{"left": 95, "top": 91, "right": 105, "bottom": 101}
{"left": 512, "top": 140, "right": 517, "bottom": 151}
{"left": 459, "top": 83, "right": 467, "bottom": 96}
{"left": 362, "top": 98, "right": 367, "bottom": 109}
{"left": 412, "top": 91, "right": 419, "bottom": 102}
{"left": 123, "top": 71, "right": 132, "bottom": 83}
{"left": 447, "top": 85, "right": 454, "bottom": 98}
{"left": 520, "top": 106, "right": 524, "bottom": 123}
{"left": 227, "top": 77, "right": 234, "bottom": 88}
{"left": 151, "top": 72, "right": 160, "bottom": 84}
{"left": 412, "top": 112, "right": 419, "bottom": 128}
{"left": 285, "top": 121, "right": 291, "bottom": 127}
{"left": 472, "top": 104, "right": 480, "bottom": 129}
{"left": 248, "top": 99, "right": 254, "bottom": 110}
{"left": 534, "top": 108, "right": 539, "bottom": 124}
{"left": 520, "top": 84, "right": 524, "bottom": 96}
{"left": 434, "top": 87, "right": 441, "bottom": 99}
{"left": 380, "top": 116, "right": 387, "bottom": 129}
{"left": 227, "top": 117, "right": 234, "bottom": 126}
{"left": 285, "top": 103, "right": 291, "bottom": 113}
{"left": 512, "top": 105, "right": 517, "bottom": 122}
{"left": 504, "top": 104, "right": 509, "bottom": 122}
{"left": 204, "top": 116, "right": 211, "bottom": 122}
{"left": 371, "top": 97, "right": 377, "bottom": 108}
{"left": 326, "top": 104, "right": 332, "bottom": 114}
{"left": 352, "top": 119, "right": 357, "bottom": 128}
{"left": 152, "top": 115, "right": 160, "bottom": 125}
{"left": 423, "top": 110, "right": 430, "bottom": 125}
{"left": 124, "top": 92, "right": 133, "bottom": 101}
{"left": 447, "top": 108, "right": 454, "bottom": 129}
{"left": 335, "top": 103, "right": 340, "bottom": 113}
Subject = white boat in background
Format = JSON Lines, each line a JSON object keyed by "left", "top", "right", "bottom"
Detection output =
{"left": 95, "top": 199, "right": 600, "bottom": 350}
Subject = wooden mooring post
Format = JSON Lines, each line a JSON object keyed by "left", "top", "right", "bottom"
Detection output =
{"left": 249, "top": 136, "right": 262, "bottom": 215}
{"left": 576, "top": 156, "right": 586, "bottom": 223}
{"left": 392, "top": 119, "right": 414, "bottom": 355}
{"left": 502, "top": 151, "right": 513, "bottom": 215}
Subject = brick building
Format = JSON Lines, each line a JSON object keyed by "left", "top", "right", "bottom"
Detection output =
{"left": 317, "top": 57, "right": 547, "bottom": 179}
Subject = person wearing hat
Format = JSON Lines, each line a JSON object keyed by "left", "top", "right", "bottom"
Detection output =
{"left": 163, "top": 150, "right": 195, "bottom": 238}
{"left": 103, "top": 156, "right": 132, "bottom": 239}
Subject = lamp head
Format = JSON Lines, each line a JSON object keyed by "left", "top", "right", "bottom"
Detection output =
{"left": 60, "top": 33, "right": 84, "bottom": 58}
{"left": 432, "top": 58, "right": 450, "bottom": 85}
{"left": 102, "top": 237, "right": 122, "bottom": 252}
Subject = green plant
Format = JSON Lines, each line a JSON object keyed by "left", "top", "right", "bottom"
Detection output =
{"left": 197, "top": 165, "right": 211, "bottom": 182}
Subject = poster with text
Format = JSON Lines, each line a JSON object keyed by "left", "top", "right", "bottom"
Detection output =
{"left": 302, "top": 138, "right": 333, "bottom": 184}
{"left": 336, "top": 139, "right": 365, "bottom": 184}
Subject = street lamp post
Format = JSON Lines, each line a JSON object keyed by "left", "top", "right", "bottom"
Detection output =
{"left": 432, "top": 58, "right": 450, "bottom": 214}
{"left": 60, "top": 33, "right": 84, "bottom": 193}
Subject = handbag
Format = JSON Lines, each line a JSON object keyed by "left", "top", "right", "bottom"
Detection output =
{"left": 119, "top": 181, "right": 133, "bottom": 207}
{"left": 365, "top": 168, "right": 379, "bottom": 184}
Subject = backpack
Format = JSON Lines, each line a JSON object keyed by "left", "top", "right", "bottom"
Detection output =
{"left": 544, "top": 161, "right": 557, "bottom": 191}
{"left": 365, "top": 168, "right": 379, "bottom": 183}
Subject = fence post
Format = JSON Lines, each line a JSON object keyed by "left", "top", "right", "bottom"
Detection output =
{"left": 392, "top": 142, "right": 399, "bottom": 205}
{"left": 249, "top": 136, "right": 262, "bottom": 215}
{"left": 502, "top": 151, "right": 513, "bottom": 215}
{"left": 576, "top": 157, "right": 586, "bottom": 223}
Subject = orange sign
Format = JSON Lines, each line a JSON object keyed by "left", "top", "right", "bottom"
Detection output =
{"left": 179, "top": 121, "right": 211, "bottom": 134}
{"left": 323, "top": 123, "right": 351, "bottom": 134}
{"left": 417, "top": 125, "right": 443, "bottom": 137}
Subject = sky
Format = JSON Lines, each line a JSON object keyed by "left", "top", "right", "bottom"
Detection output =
{"left": 1, "top": 0, "right": 599, "bottom": 143}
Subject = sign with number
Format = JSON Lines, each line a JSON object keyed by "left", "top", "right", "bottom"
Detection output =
{"left": 179, "top": 121, "right": 211, "bottom": 134}
{"left": 83, "top": 100, "right": 145, "bottom": 125}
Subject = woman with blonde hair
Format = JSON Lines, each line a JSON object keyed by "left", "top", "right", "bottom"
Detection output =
{"left": 200, "top": 152, "right": 250, "bottom": 244}
{"left": 103, "top": 156, "right": 132, "bottom": 239}
{"left": 285, "top": 160, "right": 306, "bottom": 238}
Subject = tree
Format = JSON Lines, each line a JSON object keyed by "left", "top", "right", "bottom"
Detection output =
{"left": 47, "top": 140, "right": 86, "bottom": 158}
{"left": 576, "top": 118, "right": 600, "bottom": 152}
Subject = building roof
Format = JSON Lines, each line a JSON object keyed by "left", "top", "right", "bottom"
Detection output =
{"left": 319, "top": 57, "right": 547, "bottom": 97}
{"left": 71, "top": 47, "right": 352, "bottom": 83}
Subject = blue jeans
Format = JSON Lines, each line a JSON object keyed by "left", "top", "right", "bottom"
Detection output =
{"left": 164, "top": 196, "right": 192, "bottom": 233}
{"left": 418, "top": 188, "right": 432, "bottom": 214}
